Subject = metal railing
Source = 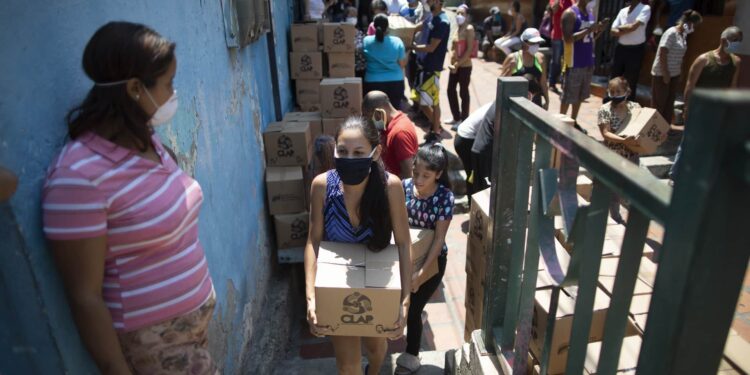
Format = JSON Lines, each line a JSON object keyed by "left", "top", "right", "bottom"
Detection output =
{"left": 478, "top": 77, "right": 750, "bottom": 374}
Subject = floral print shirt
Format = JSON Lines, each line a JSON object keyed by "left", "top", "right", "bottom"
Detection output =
{"left": 403, "top": 178, "right": 454, "bottom": 255}
{"left": 597, "top": 101, "right": 641, "bottom": 162}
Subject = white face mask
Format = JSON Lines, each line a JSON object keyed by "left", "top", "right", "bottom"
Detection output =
{"left": 346, "top": 17, "right": 357, "bottom": 25}
{"left": 508, "top": 9, "right": 514, "bottom": 16}
{"left": 683, "top": 23, "right": 693, "bottom": 35}
{"left": 456, "top": 14, "right": 466, "bottom": 25}
{"left": 527, "top": 44, "right": 540, "bottom": 54}
{"left": 145, "top": 89, "right": 178, "bottom": 126}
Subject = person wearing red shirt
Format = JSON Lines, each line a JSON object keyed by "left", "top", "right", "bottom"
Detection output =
{"left": 549, "top": 0, "right": 573, "bottom": 93}
{"left": 362, "top": 91, "right": 418, "bottom": 179}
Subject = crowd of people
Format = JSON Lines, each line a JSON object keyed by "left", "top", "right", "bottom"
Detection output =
{"left": 30, "top": 1, "right": 746, "bottom": 375}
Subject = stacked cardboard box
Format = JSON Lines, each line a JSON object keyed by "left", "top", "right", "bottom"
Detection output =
{"left": 464, "top": 188, "right": 491, "bottom": 340}
{"left": 290, "top": 22, "right": 361, "bottom": 137}
{"left": 263, "top": 121, "right": 314, "bottom": 263}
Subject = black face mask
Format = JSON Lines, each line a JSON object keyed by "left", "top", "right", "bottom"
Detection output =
{"left": 335, "top": 150, "right": 375, "bottom": 185}
{"left": 610, "top": 93, "right": 628, "bottom": 106}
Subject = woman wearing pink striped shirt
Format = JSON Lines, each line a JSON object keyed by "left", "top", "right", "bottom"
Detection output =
{"left": 43, "top": 22, "right": 215, "bottom": 375}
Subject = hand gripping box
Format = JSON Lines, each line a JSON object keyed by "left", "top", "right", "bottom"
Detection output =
{"left": 618, "top": 107, "right": 670, "bottom": 154}
{"left": 320, "top": 78, "right": 363, "bottom": 118}
{"left": 263, "top": 121, "right": 312, "bottom": 167}
{"left": 315, "top": 242, "right": 401, "bottom": 337}
{"left": 323, "top": 23, "right": 356, "bottom": 52}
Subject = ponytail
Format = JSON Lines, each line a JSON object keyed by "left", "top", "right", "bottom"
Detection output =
{"left": 373, "top": 13, "right": 389, "bottom": 43}
{"left": 416, "top": 142, "right": 452, "bottom": 191}
{"left": 361, "top": 161, "right": 392, "bottom": 251}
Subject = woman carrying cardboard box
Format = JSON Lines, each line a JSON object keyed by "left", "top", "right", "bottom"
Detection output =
{"left": 304, "top": 117, "right": 412, "bottom": 375}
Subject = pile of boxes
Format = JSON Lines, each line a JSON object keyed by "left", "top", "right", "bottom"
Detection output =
{"left": 263, "top": 120, "right": 313, "bottom": 263}
{"left": 290, "top": 22, "right": 362, "bottom": 137}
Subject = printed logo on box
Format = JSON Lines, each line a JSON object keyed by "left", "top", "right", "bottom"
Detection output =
{"left": 646, "top": 124, "right": 663, "bottom": 143}
{"left": 471, "top": 210, "right": 485, "bottom": 242}
{"left": 333, "top": 27, "right": 346, "bottom": 45}
{"left": 333, "top": 86, "right": 350, "bottom": 109}
{"left": 341, "top": 292, "right": 374, "bottom": 324}
{"left": 277, "top": 135, "right": 295, "bottom": 157}
{"left": 291, "top": 218, "right": 308, "bottom": 240}
{"left": 300, "top": 55, "right": 313, "bottom": 72}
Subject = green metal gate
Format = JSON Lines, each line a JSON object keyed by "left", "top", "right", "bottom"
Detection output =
{"left": 477, "top": 77, "right": 750, "bottom": 374}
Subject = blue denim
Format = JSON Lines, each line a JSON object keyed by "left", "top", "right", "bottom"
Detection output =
{"left": 549, "top": 39, "right": 564, "bottom": 86}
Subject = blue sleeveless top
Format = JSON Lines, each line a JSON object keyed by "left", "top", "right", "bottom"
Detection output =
{"left": 323, "top": 170, "right": 374, "bottom": 243}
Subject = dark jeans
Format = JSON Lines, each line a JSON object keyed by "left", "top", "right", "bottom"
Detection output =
{"left": 549, "top": 39, "right": 564, "bottom": 86}
{"left": 454, "top": 134, "right": 475, "bottom": 194}
{"left": 448, "top": 66, "right": 473, "bottom": 122}
{"left": 364, "top": 80, "right": 406, "bottom": 110}
{"left": 611, "top": 43, "right": 646, "bottom": 101}
{"left": 651, "top": 75, "right": 679, "bottom": 124}
{"left": 471, "top": 150, "right": 493, "bottom": 193}
{"left": 406, "top": 254, "right": 447, "bottom": 356}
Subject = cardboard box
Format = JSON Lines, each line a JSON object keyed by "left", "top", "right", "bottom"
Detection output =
{"left": 314, "top": 242, "right": 402, "bottom": 337}
{"left": 618, "top": 107, "right": 669, "bottom": 154}
{"left": 284, "top": 111, "right": 323, "bottom": 141}
{"left": 294, "top": 79, "right": 322, "bottom": 109}
{"left": 263, "top": 121, "right": 312, "bottom": 166}
{"left": 724, "top": 329, "right": 750, "bottom": 374}
{"left": 583, "top": 336, "right": 641, "bottom": 374}
{"left": 323, "top": 23, "right": 356, "bottom": 52}
{"left": 464, "top": 262, "right": 484, "bottom": 326}
{"left": 530, "top": 287, "right": 611, "bottom": 375}
{"left": 388, "top": 15, "right": 418, "bottom": 47}
{"left": 266, "top": 167, "right": 306, "bottom": 215}
{"left": 326, "top": 52, "right": 355, "bottom": 78}
{"left": 320, "top": 78, "right": 362, "bottom": 118}
{"left": 322, "top": 117, "right": 345, "bottom": 136}
{"left": 408, "top": 228, "right": 439, "bottom": 288}
{"left": 467, "top": 188, "right": 491, "bottom": 282}
{"left": 290, "top": 51, "right": 323, "bottom": 80}
{"left": 291, "top": 23, "right": 320, "bottom": 52}
{"left": 273, "top": 212, "right": 309, "bottom": 250}
{"left": 464, "top": 311, "right": 478, "bottom": 342}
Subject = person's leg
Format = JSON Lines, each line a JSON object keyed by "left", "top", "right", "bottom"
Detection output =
{"left": 454, "top": 135, "right": 474, "bottom": 179}
{"left": 447, "top": 71, "right": 461, "bottom": 122}
{"left": 560, "top": 103, "right": 569, "bottom": 116}
{"left": 624, "top": 44, "right": 646, "bottom": 101}
{"left": 331, "top": 336, "right": 364, "bottom": 375}
{"left": 665, "top": 76, "right": 678, "bottom": 124}
{"left": 406, "top": 255, "right": 447, "bottom": 356}
{"left": 571, "top": 103, "right": 582, "bottom": 120}
{"left": 610, "top": 44, "right": 626, "bottom": 79}
{"left": 361, "top": 337, "right": 387, "bottom": 375}
{"left": 432, "top": 105, "right": 442, "bottom": 133}
{"left": 549, "top": 39, "right": 563, "bottom": 86}
{"left": 459, "top": 67, "right": 472, "bottom": 120}
{"left": 651, "top": 75, "right": 669, "bottom": 122}
{"left": 498, "top": 37, "right": 513, "bottom": 56}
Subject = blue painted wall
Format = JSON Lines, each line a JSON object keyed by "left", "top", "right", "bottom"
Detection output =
{"left": 0, "top": 0, "right": 295, "bottom": 373}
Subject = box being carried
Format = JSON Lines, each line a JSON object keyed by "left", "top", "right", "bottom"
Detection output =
{"left": 290, "top": 51, "right": 323, "bottom": 80}
{"left": 323, "top": 23, "right": 356, "bottom": 52}
{"left": 320, "top": 78, "right": 362, "bottom": 118}
{"left": 388, "top": 15, "right": 418, "bottom": 48}
{"left": 407, "top": 228, "right": 438, "bottom": 288}
{"left": 263, "top": 121, "right": 312, "bottom": 166}
{"left": 618, "top": 107, "right": 669, "bottom": 154}
{"left": 315, "top": 242, "right": 402, "bottom": 337}
{"left": 291, "top": 23, "right": 321, "bottom": 52}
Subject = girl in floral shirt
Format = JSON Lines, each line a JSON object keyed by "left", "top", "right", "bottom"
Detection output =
{"left": 396, "top": 143, "right": 454, "bottom": 373}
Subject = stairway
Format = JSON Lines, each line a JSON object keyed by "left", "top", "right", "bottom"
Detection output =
{"left": 274, "top": 350, "right": 448, "bottom": 375}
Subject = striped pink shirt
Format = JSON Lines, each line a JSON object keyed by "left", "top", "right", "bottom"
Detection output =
{"left": 42, "top": 132, "right": 213, "bottom": 332}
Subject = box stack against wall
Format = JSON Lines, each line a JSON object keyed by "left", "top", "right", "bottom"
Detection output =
{"left": 290, "top": 22, "right": 362, "bottom": 137}
{"left": 263, "top": 121, "right": 313, "bottom": 263}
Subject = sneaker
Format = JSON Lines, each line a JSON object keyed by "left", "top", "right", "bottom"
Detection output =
{"left": 550, "top": 85, "right": 561, "bottom": 95}
{"left": 444, "top": 119, "right": 460, "bottom": 125}
{"left": 395, "top": 353, "right": 421, "bottom": 374}
{"left": 451, "top": 123, "right": 460, "bottom": 132}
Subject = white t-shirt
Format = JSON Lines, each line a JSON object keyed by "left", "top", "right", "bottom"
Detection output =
{"left": 387, "top": 0, "right": 407, "bottom": 14}
{"left": 457, "top": 102, "right": 492, "bottom": 139}
{"left": 307, "top": 0, "right": 325, "bottom": 20}
{"left": 651, "top": 26, "right": 687, "bottom": 77}
{"left": 611, "top": 3, "right": 651, "bottom": 46}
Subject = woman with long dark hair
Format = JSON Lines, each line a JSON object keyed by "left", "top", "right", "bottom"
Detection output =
{"left": 304, "top": 117, "right": 412, "bottom": 375}
{"left": 395, "top": 143, "right": 455, "bottom": 373}
{"left": 42, "top": 22, "right": 215, "bottom": 374}
{"left": 363, "top": 13, "right": 409, "bottom": 109}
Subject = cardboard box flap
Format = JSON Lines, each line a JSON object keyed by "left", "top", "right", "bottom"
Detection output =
{"left": 537, "top": 287, "right": 610, "bottom": 318}
{"left": 316, "top": 262, "right": 365, "bottom": 288}
{"left": 264, "top": 121, "right": 284, "bottom": 133}
{"left": 266, "top": 166, "right": 303, "bottom": 183}
{"left": 365, "top": 261, "right": 401, "bottom": 289}
{"left": 584, "top": 336, "right": 641, "bottom": 374}
{"left": 365, "top": 244, "right": 400, "bottom": 263}
{"left": 318, "top": 241, "right": 365, "bottom": 266}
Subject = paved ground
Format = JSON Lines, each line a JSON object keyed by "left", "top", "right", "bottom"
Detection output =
{"left": 288, "top": 55, "right": 750, "bottom": 368}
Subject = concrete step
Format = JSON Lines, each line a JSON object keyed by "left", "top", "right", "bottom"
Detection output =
{"left": 274, "top": 351, "right": 447, "bottom": 375}
{"left": 639, "top": 156, "right": 674, "bottom": 179}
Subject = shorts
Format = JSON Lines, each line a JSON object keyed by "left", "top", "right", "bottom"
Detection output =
{"left": 411, "top": 71, "right": 440, "bottom": 107}
{"left": 561, "top": 66, "right": 593, "bottom": 105}
{"left": 118, "top": 291, "right": 217, "bottom": 375}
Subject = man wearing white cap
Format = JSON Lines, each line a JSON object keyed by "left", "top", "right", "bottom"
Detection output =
{"left": 500, "top": 28, "right": 549, "bottom": 108}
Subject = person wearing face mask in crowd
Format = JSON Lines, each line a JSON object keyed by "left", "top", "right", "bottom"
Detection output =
{"left": 495, "top": 1, "right": 528, "bottom": 56}
{"left": 560, "top": 0, "right": 604, "bottom": 127}
{"left": 362, "top": 91, "right": 418, "bottom": 179}
{"left": 650, "top": 10, "right": 702, "bottom": 125}
{"left": 481, "top": 6, "right": 507, "bottom": 60}
{"left": 363, "top": 14, "right": 409, "bottom": 109}
{"left": 597, "top": 77, "right": 641, "bottom": 223}
{"left": 399, "top": 0, "right": 420, "bottom": 23}
{"left": 394, "top": 143, "right": 454, "bottom": 374}
{"left": 305, "top": 117, "right": 412, "bottom": 375}
{"left": 368, "top": 0, "right": 389, "bottom": 35}
{"left": 446, "top": 5, "right": 475, "bottom": 129}
{"left": 42, "top": 22, "right": 216, "bottom": 374}
{"left": 501, "top": 28, "right": 549, "bottom": 109}
{"left": 668, "top": 25, "right": 743, "bottom": 184}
